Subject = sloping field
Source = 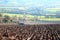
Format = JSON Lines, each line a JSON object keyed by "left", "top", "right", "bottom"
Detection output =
{"left": 0, "top": 24, "right": 60, "bottom": 40}
{"left": 2, "top": 13, "right": 60, "bottom": 21}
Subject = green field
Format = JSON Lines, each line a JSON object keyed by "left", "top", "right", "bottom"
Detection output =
{"left": 39, "top": 18, "right": 60, "bottom": 21}
{"left": 2, "top": 13, "right": 60, "bottom": 21}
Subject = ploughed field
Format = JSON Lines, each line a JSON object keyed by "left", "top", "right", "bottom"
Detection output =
{"left": 0, "top": 24, "right": 60, "bottom": 40}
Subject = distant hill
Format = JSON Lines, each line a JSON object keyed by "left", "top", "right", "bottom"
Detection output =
{"left": 0, "top": 8, "right": 24, "bottom": 14}
{"left": 0, "top": 7, "right": 59, "bottom": 16}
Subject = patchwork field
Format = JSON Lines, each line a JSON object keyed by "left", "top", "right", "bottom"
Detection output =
{"left": 2, "top": 13, "right": 60, "bottom": 21}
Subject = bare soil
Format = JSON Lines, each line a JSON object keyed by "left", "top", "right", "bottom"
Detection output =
{"left": 0, "top": 24, "right": 60, "bottom": 40}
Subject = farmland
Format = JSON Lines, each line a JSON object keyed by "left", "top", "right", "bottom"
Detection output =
{"left": 0, "top": 24, "right": 60, "bottom": 40}
{"left": 2, "top": 13, "right": 60, "bottom": 21}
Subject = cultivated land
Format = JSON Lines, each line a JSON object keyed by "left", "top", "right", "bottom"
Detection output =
{"left": 0, "top": 24, "right": 60, "bottom": 40}
{"left": 2, "top": 13, "right": 60, "bottom": 21}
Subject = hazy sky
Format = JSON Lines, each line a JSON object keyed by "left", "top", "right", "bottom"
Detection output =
{"left": 0, "top": 0, "right": 60, "bottom": 8}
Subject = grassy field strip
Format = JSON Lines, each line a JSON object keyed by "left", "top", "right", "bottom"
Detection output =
{"left": 3, "top": 13, "right": 34, "bottom": 19}
{"left": 2, "top": 13, "right": 60, "bottom": 21}
{"left": 39, "top": 18, "right": 60, "bottom": 21}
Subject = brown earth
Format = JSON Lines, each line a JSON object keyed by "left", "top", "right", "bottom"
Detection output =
{"left": 0, "top": 24, "right": 60, "bottom": 40}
